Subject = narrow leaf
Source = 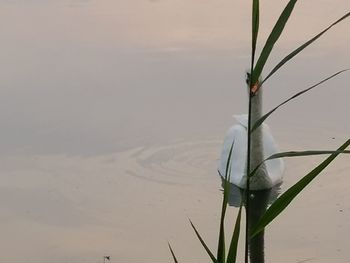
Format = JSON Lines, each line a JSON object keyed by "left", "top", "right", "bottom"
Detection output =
{"left": 168, "top": 242, "right": 179, "bottom": 263}
{"left": 226, "top": 205, "right": 243, "bottom": 263}
{"left": 251, "top": 69, "right": 348, "bottom": 132}
{"left": 252, "top": 0, "right": 259, "bottom": 53}
{"left": 262, "top": 12, "right": 350, "bottom": 84}
{"left": 250, "top": 149, "right": 350, "bottom": 178}
{"left": 224, "top": 142, "right": 235, "bottom": 195}
{"left": 251, "top": 139, "right": 350, "bottom": 237}
{"left": 266, "top": 150, "right": 350, "bottom": 160}
{"left": 218, "top": 142, "right": 234, "bottom": 262}
{"left": 251, "top": 0, "right": 260, "bottom": 80}
{"left": 189, "top": 219, "right": 218, "bottom": 263}
{"left": 252, "top": 0, "right": 298, "bottom": 84}
{"left": 217, "top": 206, "right": 226, "bottom": 263}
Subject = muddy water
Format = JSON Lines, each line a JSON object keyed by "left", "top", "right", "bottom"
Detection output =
{"left": 0, "top": 0, "right": 349, "bottom": 262}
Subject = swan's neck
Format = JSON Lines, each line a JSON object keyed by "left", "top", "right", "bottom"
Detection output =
{"left": 248, "top": 88, "right": 272, "bottom": 189}
{"left": 250, "top": 90, "right": 264, "bottom": 170}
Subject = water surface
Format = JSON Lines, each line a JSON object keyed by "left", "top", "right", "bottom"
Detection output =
{"left": 0, "top": 0, "right": 349, "bottom": 262}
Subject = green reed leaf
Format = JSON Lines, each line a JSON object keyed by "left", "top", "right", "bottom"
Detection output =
{"left": 250, "top": 0, "right": 260, "bottom": 82}
{"left": 251, "top": 139, "right": 350, "bottom": 237}
{"left": 223, "top": 142, "right": 235, "bottom": 198}
{"left": 262, "top": 12, "right": 350, "bottom": 84}
{"left": 252, "top": 0, "right": 259, "bottom": 54}
{"left": 217, "top": 208, "right": 226, "bottom": 263}
{"left": 250, "top": 149, "right": 350, "bottom": 178}
{"left": 251, "top": 69, "right": 349, "bottom": 132}
{"left": 226, "top": 205, "right": 242, "bottom": 263}
{"left": 168, "top": 242, "right": 179, "bottom": 263}
{"left": 266, "top": 150, "right": 350, "bottom": 160}
{"left": 252, "top": 0, "right": 298, "bottom": 84}
{"left": 217, "top": 142, "right": 234, "bottom": 263}
{"left": 190, "top": 219, "right": 218, "bottom": 263}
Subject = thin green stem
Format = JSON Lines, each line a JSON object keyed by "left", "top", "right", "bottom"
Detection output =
{"left": 245, "top": 93, "right": 253, "bottom": 263}
{"left": 246, "top": 0, "right": 257, "bottom": 260}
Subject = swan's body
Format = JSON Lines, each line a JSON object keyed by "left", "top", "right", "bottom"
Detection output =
{"left": 218, "top": 86, "right": 284, "bottom": 190}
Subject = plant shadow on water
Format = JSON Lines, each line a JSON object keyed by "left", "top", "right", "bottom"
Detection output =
{"left": 221, "top": 178, "right": 281, "bottom": 263}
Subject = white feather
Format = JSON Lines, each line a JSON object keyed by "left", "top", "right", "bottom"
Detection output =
{"left": 218, "top": 114, "right": 284, "bottom": 190}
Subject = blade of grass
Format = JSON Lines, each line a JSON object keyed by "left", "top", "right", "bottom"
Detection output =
{"left": 217, "top": 142, "right": 234, "bottom": 263}
{"left": 247, "top": 2, "right": 260, "bottom": 261}
{"left": 250, "top": 0, "right": 260, "bottom": 81}
{"left": 265, "top": 150, "right": 350, "bottom": 160}
{"left": 168, "top": 242, "right": 179, "bottom": 263}
{"left": 226, "top": 205, "right": 243, "bottom": 263}
{"left": 250, "top": 149, "right": 350, "bottom": 178}
{"left": 251, "top": 69, "right": 349, "bottom": 132}
{"left": 252, "top": 0, "right": 259, "bottom": 55}
{"left": 262, "top": 11, "right": 350, "bottom": 84}
{"left": 189, "top": 219, "right": 218, "bottom": 263}
{"left": 245, "top": 90, "right": 253, "bottom": 263}
{"left": 252, "top": 0, "right": 298, "bottom": 84}
{"left": 217, "top": 202, "right": 226, "bottom": 263}
{"left": 251, "top": 139, "right": 350, "bottom": 237}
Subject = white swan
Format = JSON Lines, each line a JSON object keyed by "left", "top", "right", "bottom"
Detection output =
{"left": 218, "top": 86, "right": 284, "bottom": 190}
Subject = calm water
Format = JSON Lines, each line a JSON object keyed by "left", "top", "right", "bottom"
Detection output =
{"left": 0, "top": 1, "right": 349, "bottom": 262}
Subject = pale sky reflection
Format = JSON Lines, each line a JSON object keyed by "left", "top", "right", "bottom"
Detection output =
{"left": 0, "top": 1, "right": 349, "bottom": 156}
{"left": 0, "top": 2, "right": 349, "bottom": 262}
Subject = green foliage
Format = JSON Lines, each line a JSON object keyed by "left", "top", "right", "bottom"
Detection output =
{"left": 226, "top": 205, "right": 243, "bottom": 263}
{"left": 247, "top": 3, "right": 350, "bottom": 248}
{"left": 189, "top": 142, "right": 242, "bottom": 263}
{"left": 168, "top": 242, "right": 179, "bottom": 263}
{"left": 250, "top": 149, "right": 350, "bottom": 178}
{"left": 251, "top": 0, "right": 260, "bottom": 74}
{"left": 262, "top": 12, "right": 350, "bottom": 84}
{"left": 217, "top": 143, "right": 234, "bottom": 262}
{"left": 251, "top": 69, "right": 349, "bottom": 132}
{"left": 189, "top": 219, "right": 218, "bottom": 263}
{"left": 252, "top": 0, "right": 298, "bottom": 84}
{"left": 169, "top": 2, "right": 349, "bottom": 262}
{"left": 251, "top": 139, "right": 350, "bottom": 237}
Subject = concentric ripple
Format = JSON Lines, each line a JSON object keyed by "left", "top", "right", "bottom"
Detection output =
{"left": 121, "top": 139, "right": 222, "bottom": 185}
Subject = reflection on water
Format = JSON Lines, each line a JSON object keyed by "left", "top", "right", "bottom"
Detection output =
{"left": 0, "top": 0, "right": 349, "bottom": 262}
{"left": 222, "top": 178, "right": 281, "bottom": 207}
{"left": 247, "top": 189, "right": 273, "bottom": 263}
{"left": 221, "top": 177, "right": 281, "bottom": 263}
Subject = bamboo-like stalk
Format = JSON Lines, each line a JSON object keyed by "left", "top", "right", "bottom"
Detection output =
{"left": 172, "top": 3, "right": 350, "bottom": 263}
{"left": 246, "top": 0, "right": 259, "bottom": 259}
{"left": 245, "top": 90, "right": 254, "bottom": 263}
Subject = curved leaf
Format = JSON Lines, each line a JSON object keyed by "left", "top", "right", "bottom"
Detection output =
{"left": 250, "top": 0, "right": 260, "bottom": 81}
{"left": 266, "top": 150, "right": 350, "bottom": 160}
{"left": 251, "top": 139, "right": 350, "bottom": 237}
{"left": 251, "top": 69, "right": 349, "bottom": 132}
{"left": 190, "top": 219, "right": 218, "bottom": 263}
{"left": 252, "top": 0, "right": 298, "bottom": 84}
{"left": 226, "top": 205, "right": 243, "bottom": 263}
{"left": 217, "top": 142, "right": 234, "bottom": 263}
{"left": 262, "top": 12, "right": 350, "bottom": 84}
{"left": 168, "top": 242, "right": 179, "bottom": 263}
{"left": 250, "top": 149, "right": 350, "bottom": 178}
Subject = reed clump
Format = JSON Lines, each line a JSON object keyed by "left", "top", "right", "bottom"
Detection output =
{"left": 169, "top": 2, "right": 350, "bottom": 262}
